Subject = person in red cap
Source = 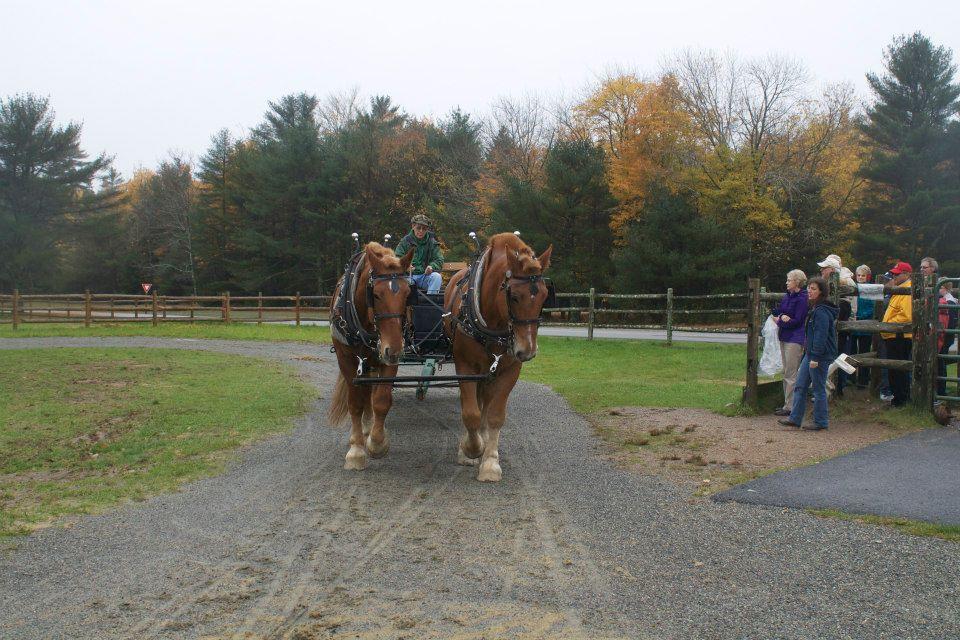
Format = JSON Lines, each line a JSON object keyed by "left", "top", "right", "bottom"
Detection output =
{"left": 881, "top": 261, "right": 913, "bottom": 407}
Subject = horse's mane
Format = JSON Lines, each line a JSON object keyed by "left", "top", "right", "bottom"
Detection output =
{"left": 488, "top": 233, "right": 542, "bottom": 276}
{"left": 365, "top": 242, "right": 403, "bottom": 272}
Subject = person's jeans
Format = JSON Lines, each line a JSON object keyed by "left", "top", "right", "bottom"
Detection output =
{"left": 790, "top": 353, "right": 829, "bottom": 428}
{"left": 410, "top": 272, "right": 442, "bottom": 294}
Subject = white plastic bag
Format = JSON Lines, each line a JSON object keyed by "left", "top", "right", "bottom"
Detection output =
{"left": 759, "top": 316, "right": 783, "bottom": 376}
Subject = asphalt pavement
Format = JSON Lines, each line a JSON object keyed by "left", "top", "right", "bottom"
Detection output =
{"left": 715, "top": 427, "right": 960, "bottom": 525}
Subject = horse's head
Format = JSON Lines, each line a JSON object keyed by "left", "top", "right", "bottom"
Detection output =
{"left": 501, "top": 238, "right": 553, "bottom": 362}
{"left": 364, "top": 242, "right": 414, "bottom": 366}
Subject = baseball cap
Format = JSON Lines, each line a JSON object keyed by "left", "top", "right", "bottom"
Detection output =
{"left": 817, "top": 254, "right": 842, "bottom": 269}
{"left": 889, "top": 261, "right": 912, "bottom": 275}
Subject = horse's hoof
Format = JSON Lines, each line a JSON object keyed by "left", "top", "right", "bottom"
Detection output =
{"left": 457, "top": 448, "right": 481, "bottom": 466}
{"left": 366, "top": 434, "right": 389, "bottom": 459}
{"left": 344, "top": 445, "right": 369, "bottom": 471}
{"left": 477, "top": 459, "right": 502, "bottom": 482}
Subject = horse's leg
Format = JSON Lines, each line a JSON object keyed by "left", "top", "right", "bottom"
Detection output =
{"left": 477, "top": 364, "right": 520, "bottom": 482}
{"left": 456, "top": 379, "right": 484, "bottom": 466}
{"left": 344, "top": 382, "right": 369, "bottom": 471}
{"left": 366, "top": 365, "right": 397, "bottom": 459}
{"left": 361, "top": 385, "right": 373, "bottom": 437}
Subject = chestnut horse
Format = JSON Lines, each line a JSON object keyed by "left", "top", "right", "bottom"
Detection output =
{"left": 328, "top": 242, "right": 413, "bottom": 470}
{"left": 444, "top": 233, "right": 553, "bottom": 482}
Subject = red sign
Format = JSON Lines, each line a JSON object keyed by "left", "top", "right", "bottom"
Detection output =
{"left": 141, "top": 283, "right": 153, "bottom": 294}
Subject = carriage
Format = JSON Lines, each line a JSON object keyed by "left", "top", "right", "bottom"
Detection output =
{"left": 344, "top": 232, "right": 555, "bottom": 400}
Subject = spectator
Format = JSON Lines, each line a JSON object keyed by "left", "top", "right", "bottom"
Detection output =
{"left": 877, "top": 269, "right": 895, "bottom": 402}
{"left": 779, "top": 277, "right": 838, "bottom": 431}
{"left": 771, "top": 269, "right": 808, "bottom": 416}
{"left": 850, "top": 265, "right": 876, "bottom": 389}
{"left": 920, "top": 257, "right": 939, "bottom": 284}
{"left": 937, "top": 282, "right": 958, "bottom": 399}
{"left": 817, "top": 254, "right": 854, "bottom": 395}
{"left": 394, "top": 214, "right": 444, "bottom": 294}
{"left": 881, "top": 262, "right": 913, "bottom": 407}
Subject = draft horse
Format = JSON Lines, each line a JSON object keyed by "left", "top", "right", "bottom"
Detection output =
{"left": 328, "top": 242, "right": 414, "bottom": 470}
{"left": 444, "top": 233, "right": 553, "bottom": 482}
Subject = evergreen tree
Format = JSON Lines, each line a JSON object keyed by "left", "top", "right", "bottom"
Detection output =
{"left": 492, "top": 139, "right": 615, "bottom": 290}
{"left": 613, "top": 186, "right": 749, "bottom": 293}
{"left": 0, "top": 94, "right": 111, "bottom": 291}
{"left": 195, "top": 129, "right": 242, "bottom": 290}
{"left": 855, "top": 33, "right": 960, "bottom": 265}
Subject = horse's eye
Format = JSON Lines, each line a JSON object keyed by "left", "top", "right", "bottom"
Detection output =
{"left": 374, "top": 294, "right": 381, "bottom": 300}
{"left": 510, "top": 295, "right": 519, "bottom": 303}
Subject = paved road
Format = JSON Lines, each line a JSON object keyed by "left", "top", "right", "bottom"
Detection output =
{"left": 0, "top": 337, "right": 957, "bottom": 639}
{"left": 715, "top": 427, "right": 960, "bottom": 525}
{"left": 293, "top": 320, "right": 749, "bottom": 344}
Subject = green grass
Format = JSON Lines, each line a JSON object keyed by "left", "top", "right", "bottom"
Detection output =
{"left": 808, "top": 509, "right": 960, "bottom": 543}
{"left": 0, "top": 322, "right": 331, "bottom": 343}
{"left": 0, "top": 348, "right": 313, "bottom": 537}
{"left": 523, "top": 337, "right": 744, "bottom": 413}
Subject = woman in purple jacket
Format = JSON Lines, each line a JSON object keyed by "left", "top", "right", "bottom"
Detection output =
{"left": 771, "top": 269, "right": 809, "bottom": 416}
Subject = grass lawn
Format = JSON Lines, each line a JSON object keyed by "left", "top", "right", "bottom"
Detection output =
{"left": 0, "top": 348, "right": 313, "bottom": 537}
{"left": 523, "top": 337, "right": 745, "bottom": 413}
{"left": 0, "top": 322, "right": 331, "bottom": 343}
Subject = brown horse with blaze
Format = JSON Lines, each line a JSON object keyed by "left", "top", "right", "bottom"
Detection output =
{"left": 444, "top": 233, "right": 553, "bottom": 482}
{"left": 328, "top": 242, "right": 413, "bottom": 471}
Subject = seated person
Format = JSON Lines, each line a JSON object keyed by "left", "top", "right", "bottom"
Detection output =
{"left": 395, "top": 214, "right": 444, "bottom": 294}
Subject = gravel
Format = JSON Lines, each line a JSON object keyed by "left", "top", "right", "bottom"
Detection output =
{"left": 0, "top": 337, "right": 957, "bottom": 639}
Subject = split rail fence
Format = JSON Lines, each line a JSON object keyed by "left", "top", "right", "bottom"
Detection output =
{"left": 0, "top": 288, "right": 750, "bottom": 341}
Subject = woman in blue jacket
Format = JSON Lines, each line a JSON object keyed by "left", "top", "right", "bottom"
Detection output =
{"left": 779, "top": 277, "right": 838, "bottom": 431}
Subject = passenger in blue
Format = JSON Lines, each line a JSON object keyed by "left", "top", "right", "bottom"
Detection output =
{"left": 779, "top": 277, "right": 839, "bottom": 431}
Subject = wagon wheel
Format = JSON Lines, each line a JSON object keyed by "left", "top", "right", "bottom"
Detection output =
{"left": 416, "top": 358, "right": 437, "bottom": 400}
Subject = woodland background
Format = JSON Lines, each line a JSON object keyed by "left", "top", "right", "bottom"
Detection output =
{"left": 2, "top": 33, "right": 958, "bottom": 296}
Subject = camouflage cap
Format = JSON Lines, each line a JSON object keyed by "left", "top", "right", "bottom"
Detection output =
{"left": 411, "top": 214, "right": 432, "bottom": 228}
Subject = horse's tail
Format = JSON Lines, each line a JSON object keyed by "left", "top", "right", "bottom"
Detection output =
{"left": 328, "top": 373, "right": 349, "bottom": 426}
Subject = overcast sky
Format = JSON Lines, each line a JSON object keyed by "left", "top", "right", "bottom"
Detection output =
{"left": 5, "top": 0, "right": 959, "bottom": 178}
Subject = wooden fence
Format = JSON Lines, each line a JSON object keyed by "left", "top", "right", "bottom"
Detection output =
{"left": 0, "top": 288, "right": 749, "bottom": 338}
{"left": 0, "top": 291, "right": 332, "bottom": 327}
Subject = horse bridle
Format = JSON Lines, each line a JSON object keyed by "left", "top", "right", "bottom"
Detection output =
{"left": 366, "top": 272, "right": 409, "bottom": 324}
{"left": 501, "top": 271, "right": 546, "bottom": 328}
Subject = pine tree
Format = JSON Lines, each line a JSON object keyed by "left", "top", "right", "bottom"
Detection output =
{"left": 0, "top": 94, "right": 111, "bottom": 291}
{"left": 855, "top": 33, "right": 960, "bottom": 266}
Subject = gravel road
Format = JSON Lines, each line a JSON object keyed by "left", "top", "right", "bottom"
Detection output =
{"left": 0, "top": 337, "right": 957, "bottom": 639}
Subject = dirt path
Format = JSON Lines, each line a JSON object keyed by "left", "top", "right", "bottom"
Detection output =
{"left": 0, "top": 337, "right": 957, "bottom": 639}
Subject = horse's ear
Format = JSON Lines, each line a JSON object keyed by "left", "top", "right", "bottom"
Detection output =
{"left": 537, "top": 245, "right": 553, "bottom": 271}
{"left": 365, "top": 243, "right": 384, "bottom": 272}
{"left": 399, "top": 248, "right": 414, "bottom": 273}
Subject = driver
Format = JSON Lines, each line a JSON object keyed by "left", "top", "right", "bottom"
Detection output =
{"left": 395, "top": 214, "right": 444, "bottom": 294}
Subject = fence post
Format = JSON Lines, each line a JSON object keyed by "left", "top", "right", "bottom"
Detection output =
{"left": 225, "top": 292, "right": 232, "bottom": 323}
{"left": 190, "top": 297, "right": 195, "bottom": 323}
{"left": 258, "top": 292, "right": 263, "bottom": 326}
{"left": 110, "top": 297, "right": 115, "bottom": 319}
{"left": 295, "top": 292, "right": 301, "bottom": 327}
{"left": 744, "top": 278, "right": 761, "bottom": 409}
{"left": 84, "top": 290, "right": 92, "bottom": 327}
{"left": 151, "top": 290, "right": 158, "bottom": 327}
{"left": 587, "top": 288, "right": 595, "bottom": 340}
{"left": 910, "top": 276, "right": 931, "bottom": 410}
{"left": 12, "top": 289, "right": 19, "bottom": 330}
{"left": 666, "top": 287, "right": 674, "bottom": 346}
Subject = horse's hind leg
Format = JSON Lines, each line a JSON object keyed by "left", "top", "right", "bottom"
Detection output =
{"left": 477, "top": 365, "right": 520, "bottom": 482}
{"left": 457, "top": 380, "right": 484, "bottom": 466}
{"left": 344, "top": 383, "right": 370, "bottom": 470}
{"left": 366, "top": 366, "right": 396, "bottom": 459}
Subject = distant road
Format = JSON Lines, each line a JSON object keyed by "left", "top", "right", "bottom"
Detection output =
{"left": 291, "top": 320, "right": 747, "bottom": 344}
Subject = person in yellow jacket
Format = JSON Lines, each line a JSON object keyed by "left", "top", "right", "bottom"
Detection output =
{"left": 881, "top": 262, "right": 913, "bottom": 407}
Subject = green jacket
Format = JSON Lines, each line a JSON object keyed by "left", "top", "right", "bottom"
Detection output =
{"left": 395, "top": 231, "right": 444, "bottom": 275}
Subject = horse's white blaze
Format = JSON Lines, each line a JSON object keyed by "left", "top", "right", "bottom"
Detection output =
{"left": 344, "top": 445, "right": 369, "bottom": 470}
